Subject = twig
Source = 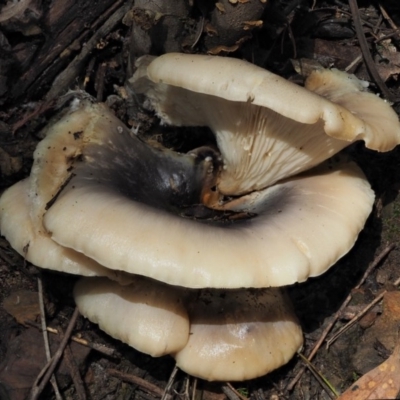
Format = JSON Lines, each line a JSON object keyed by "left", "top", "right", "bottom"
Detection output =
{"left": 107, "top": 368, "right": 164, "bottom": 397}
{"left": 297, "top": 353, "right": 339, "bottom": 399}
{"left": 46, "top": 0, "right": 132, "bottom": 101}
{"left": 327, "top": 274, "right": 400, "bottom": 347}
{"left": 11, "top": 99, "right": 57, "bottom": 134}
{"left": 67, "top": 335, "right": 117, "bottom": 356}
{"left": 59, "top": 328, "right": 87, "bottom": 400}
{"left": 191, "top": 378, "right": 197, "bottom": 400}
{"left": 28, "top": 307, "right": 80, "bottom": 400}
{"left": 348, "top": 0, "right": 394, "bottom": 101}
{"left": 222, "top": 385, "right": 241, "bottom": 400}
{"left": 286, "top": 244, "right": 395, "bottom": 391}
{"left": 345, "top": 54, "right": 363, "bottom": 72}
{"left": 162, "top": 364, "right": 179, "bottom": 400}
{"left": 373, "top": 13, "right": 383, "bottom": 35}
{"left": 375, "top": 30, "right": 400, "bottom": 43}
{"left": 378, "top": 3, "right": 399, "bottom": 31}
{"left": 95, "top": 62, "right": 107, "bottom": 102}
{"left": 26, "top": 321, "right": 117, "bottom": 357}
{"left": 37, "top": 276, "right": 62, "bottom": 400}
{"left": 191, "top": 16, "right": 205, "bottom": 49}
{"left": 357, "top": 244, "right": 395, "bottom": 288}
{"left": 225, "top": 383, "right": 249, "bottom": 400}
{"left": 286, "top": 21, "right": 297, "bottom": 59}
{"left": 180, "top": 376, "right": 190, "bottom": 400}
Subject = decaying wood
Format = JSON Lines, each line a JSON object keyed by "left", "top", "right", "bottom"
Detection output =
{"left": 0, "top": 0, "right": 126, "bottom": 104}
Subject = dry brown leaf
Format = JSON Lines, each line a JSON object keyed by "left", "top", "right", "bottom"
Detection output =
{"left": 338, "top": 341, "right": 400, "bottom": 400}
{"left": 3, "top": 290, "right": 40, "bottom": 325}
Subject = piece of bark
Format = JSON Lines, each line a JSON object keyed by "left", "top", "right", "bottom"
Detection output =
{"left": 9, "top": 0, "right": 117, "bottom": 101}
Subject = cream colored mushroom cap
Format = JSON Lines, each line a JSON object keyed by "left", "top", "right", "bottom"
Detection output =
{"left": 146, "top": 53, "right": 400, "bottom": 151}
{"left": 132, "top": 53, "right": 400, "bottom": 195}
{"left": 44, "top": 160, "right": 374, "bottom": 288}
{"left": 173, "top": 288, "right": 303, "bottom": 381}
{"left": 0, "top": 179, "right": 118, "bottom": 278}
{"left": 74, "top": 276, "right": 190, "bottom": 357}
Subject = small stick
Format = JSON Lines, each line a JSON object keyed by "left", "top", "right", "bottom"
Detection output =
{"left": 345, "top": 54, "right": 363, "bottom": 72}
{"left": 297, "top": 353, "right": 338, "bottom": 399}
{"left": 222, "top": 385, "right": 241, "bottom": 400}
{"left": 225, "top": 383, "right": 249, "bottom": 400}
{"left": 162, "top": 364, "right": 179, "bottom": 400}
{"left": 327, "top": 274, "right": 400, "bottom": 347}
{"left": 180, "top": 376, "right": 190, "bottom": 400}
{"left": 28, "top": 307, "right": 80, "bottom": 400}
{"left": 59, "top": 328, "right": 87, "bottom": 400}
{"left": 378, "top": 3, "right": 399, "bottom": 31}
{"left": 357, "top": 243, "right": 395, "bottom": 288}
{"left": 107, "top": 368, "right": 164, "bottom": 397}
{"left": 191, "top": 16, "right": 205, "bottom": 49}
{"left": 191, "top": 378, "right": 197, "bottom": 400}
{"left": 286, "top": 244, "right": 395, "bottom": 391}
{"left": 37, "top": 276, "right": 62, "bottom": 400}
{"left": 95, "top": 62, "right": 107, "bottom": 102}
{"left": 348, "top": 0, "right": 394, "bottom": 101}
{"left": 26, "top": 321, "right": 117, "bottom": 357}
{"left": 68, "top": 335, "right": 116, "bottom": 357}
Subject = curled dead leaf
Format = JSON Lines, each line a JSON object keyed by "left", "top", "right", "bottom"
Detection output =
{"left": 338, "top": 341, "right": 400, "bottom": 400}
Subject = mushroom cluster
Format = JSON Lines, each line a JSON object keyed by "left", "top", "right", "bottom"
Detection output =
{"left": 1, "top": 53, "right": 400, "bottom": 382}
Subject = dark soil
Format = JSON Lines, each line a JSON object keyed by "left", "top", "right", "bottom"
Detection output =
{"left": 1, "top": 0, "right": 400, "bottom": 399}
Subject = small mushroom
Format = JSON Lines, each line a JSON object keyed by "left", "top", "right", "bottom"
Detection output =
{"left": 173, "top": 287, "right": 302, "bottom": 381}
{"left": 130, "top": 53, "right": 400, "bottom": 197}
{"left": 74, "top": 275, "right": 302, "bottom": 381}
{"left": 74, "top": 276, "right": 190, "bottom": 357}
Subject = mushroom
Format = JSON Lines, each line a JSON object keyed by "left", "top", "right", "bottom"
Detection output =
{"left": 129, "top": 53, "right": 400, "bottom": 197}
{"left": 173, "top": 287, "right": 302, "bottom": 381}
{"left": 44, "top": 151, "right": 374, "bottom": 288}
{"left": 74, "top": 276, "right": 190, "bottom": 357}
{"left": 1, "top": 52, "right": 397, "bottom": 380}
{"left": 0, "top": 178, "right": 119, "bottom": 278}
{"left": 1, "top": 97, "right": 376, "bottom": 289}
{"left": 74, "top": 275, "right": 302, "bottom": 381}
